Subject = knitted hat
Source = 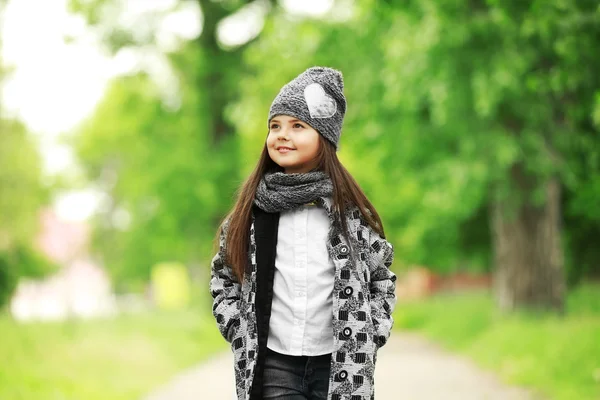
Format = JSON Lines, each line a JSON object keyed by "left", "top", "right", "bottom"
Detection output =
{"left": 268, "top": 66, "right": 347, "bottom": 150}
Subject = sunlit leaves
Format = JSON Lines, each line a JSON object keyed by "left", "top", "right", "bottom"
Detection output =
{"left": 73, "top": 68, "right": 223, "bottom": 286}
{"left": 68, "top": 0, "right": 600, "bottom": 284}
{"left": 0, "top": 119, "right": 51, "bottom": 306}
{"left": 0, "top": 120, "right": 46, "bottom": 247}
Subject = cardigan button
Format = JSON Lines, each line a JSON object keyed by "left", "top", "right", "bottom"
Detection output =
{"left": 343, "top": 286, "right": 353, "bottom": 296}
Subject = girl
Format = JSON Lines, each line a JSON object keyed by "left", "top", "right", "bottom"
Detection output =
{"left": 210, "top": 66, "right": 396, "bottom": 400}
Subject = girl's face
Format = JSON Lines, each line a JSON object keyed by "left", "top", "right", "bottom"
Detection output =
{"left": 266, "top": 115, "right": 320, "bottom": 174}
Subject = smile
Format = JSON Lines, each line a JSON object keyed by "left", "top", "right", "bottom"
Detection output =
{"left": 277, "top": 147, "right": 295, "bottom": 153}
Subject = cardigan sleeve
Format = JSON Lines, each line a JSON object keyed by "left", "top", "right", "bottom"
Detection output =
{"left": 209, "top": 219, "right": 242, "bottom": 343}
{"left": 367, "top": 228, "right": 397, "bottom": 349}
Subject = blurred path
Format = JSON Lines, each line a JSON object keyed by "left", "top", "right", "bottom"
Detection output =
{"left": 142, "top": 332, "right": 542, "bottom": 400}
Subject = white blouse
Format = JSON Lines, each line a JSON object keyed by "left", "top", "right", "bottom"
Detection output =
{"left": 267, "top": 203, "right": 335, "bottom": 356}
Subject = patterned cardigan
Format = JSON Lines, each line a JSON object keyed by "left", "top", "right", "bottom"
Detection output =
{"left": 210, "top": 197, "right": 396, "bottom": 400}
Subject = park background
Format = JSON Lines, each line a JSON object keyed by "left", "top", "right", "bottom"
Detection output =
{"left": 0, "top": 0, "right": 599, "bottom": 399}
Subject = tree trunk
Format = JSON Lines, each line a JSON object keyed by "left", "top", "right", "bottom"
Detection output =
{"left": 196, "top": 0, "right": 276, "bottom": 143}
{"left": 196, "top": 0, "right": 238, "bottom": 143}
{"left": 491, "top": 162, "right": 565, "bottom": 313}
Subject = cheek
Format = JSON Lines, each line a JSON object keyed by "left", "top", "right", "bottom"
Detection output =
{"left": 266, "top": 135, "right": 275, "bottom": 147}
{"left": 305, "top": 136, "right": 320, "bottom": 156}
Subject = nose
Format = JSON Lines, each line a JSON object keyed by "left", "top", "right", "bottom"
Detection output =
{"left": 276, "top": 126, "right": 290, "bottom": 141}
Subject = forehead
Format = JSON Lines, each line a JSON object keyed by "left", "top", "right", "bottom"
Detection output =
{"left": 270, "top": 115, "right": 306, "bottom": 123}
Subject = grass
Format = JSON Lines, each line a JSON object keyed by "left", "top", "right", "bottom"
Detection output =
{"left": 0, "top": 308, "right": 226, "bottom": 400}
{"left": 394, "top": 283, "right": 600, "bottom": 400}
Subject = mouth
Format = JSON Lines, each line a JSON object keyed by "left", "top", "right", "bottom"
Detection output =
{"left": 276, "top": 146, "right": 295, "bottom": 153}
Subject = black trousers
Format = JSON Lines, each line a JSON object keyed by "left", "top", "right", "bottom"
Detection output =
{"left": 262, "top": 347, "right": 331, "bottom": 399}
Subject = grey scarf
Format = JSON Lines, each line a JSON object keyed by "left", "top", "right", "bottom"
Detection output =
{"left": 254, "top": 171, "right": 333, "bottom": 213}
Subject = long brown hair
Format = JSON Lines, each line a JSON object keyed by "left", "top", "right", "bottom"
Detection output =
{"left": 217, "top": 135, "right": 385, "bottom": 282}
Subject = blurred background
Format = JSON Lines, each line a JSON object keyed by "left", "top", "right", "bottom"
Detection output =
{"left": 0, "top": 0, "right": 598, "bottom": 399}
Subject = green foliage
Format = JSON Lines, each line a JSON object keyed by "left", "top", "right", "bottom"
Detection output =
{"left": 72, "top": 69, "right": 235, "bottom": 287}
{"left": 234, "top": 4, "right": 496, "bottom": 271}
{"left": 233, "top": 0, "right": 600, "bottom": 277}
{"left": 0, "top": 118, "right": 50, "bottom": 307}
{"left": 395, "top": 284, "right": 600, "bottom": 400}
{"left": 69, "top": 1, "right": 248, "bottom": 289}
{"left": 1, "top": 8, "right": 49, "bottom": 307}
{"left": 0, "top": 120, "right": 47, "bottom": 246}
{"left": 0, "top": 256, "right": 17, "bottom": 310}
{"left": 69, "top": 0, "right": 600, "bottom": 286}
{"left": 0, "top": 308, "right": 225, "bottom": 400}
{"left": 0, "top": 245, "right": 56, "bottom": 310}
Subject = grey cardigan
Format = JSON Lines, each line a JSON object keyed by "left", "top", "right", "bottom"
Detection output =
{"left": 210, "top": 197, "right": 396, "bottom": 400}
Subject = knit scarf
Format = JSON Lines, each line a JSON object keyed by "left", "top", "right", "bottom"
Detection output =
{"left": 254, "top": 171, "right": 333, "bottom": 213}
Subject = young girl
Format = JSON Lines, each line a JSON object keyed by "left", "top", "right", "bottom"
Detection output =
{"left": 210, "top": 66, "right": 396, "bottom": 400}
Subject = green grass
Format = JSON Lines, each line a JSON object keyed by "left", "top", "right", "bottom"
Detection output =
{"left": 394, "top": 283, "right": 600, "bottom": 400}
{"left": 0, "top": 308, "right": 226, "bottom": 400}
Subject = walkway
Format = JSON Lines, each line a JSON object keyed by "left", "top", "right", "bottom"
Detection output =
{"left": 143, "top": 332, "right": 542, "bottom": 400}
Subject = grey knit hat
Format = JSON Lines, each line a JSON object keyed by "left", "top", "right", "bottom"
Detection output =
{"left": 268, "top": 66, "right": 347, "bottom": 150}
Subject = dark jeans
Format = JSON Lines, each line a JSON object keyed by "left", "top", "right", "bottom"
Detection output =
{"left": 262, "top": 347, "right": 331, "bottom": 399}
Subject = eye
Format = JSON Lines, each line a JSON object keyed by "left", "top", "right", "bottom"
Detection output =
{"left": 270, "top": 123, "right": 280, "bottom": 130}
{"left": 293, "top": 123, "right": 304, "bottom": 129}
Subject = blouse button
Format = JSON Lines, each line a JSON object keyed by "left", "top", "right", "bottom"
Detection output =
{"left": 344, "top": 286, "right": 353, "bottom": 296}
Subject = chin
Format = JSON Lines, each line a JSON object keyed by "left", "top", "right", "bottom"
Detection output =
{"left": 278, "top": 163, "right": 296, "bottom": 170}
{"left": 271, "top": 156, "right": 295, "bottom": 168}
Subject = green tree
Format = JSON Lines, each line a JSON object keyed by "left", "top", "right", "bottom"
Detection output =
{"left": 233, "top": 0, "right": 600, "bottom": 313}
{"left": 0, "top": 1, "right": 52, "bottom": 307}
{"left": 67, "top": 0, "right": 283, "bottom": 288}
{"left": 377, "top": 0, "right": 600, "bottom": 312}
{"left": 73, "top": 71, "right": 229, "bottom": 288}
{"left": 68, "top": 0, "right": 600, "bottom": 313}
